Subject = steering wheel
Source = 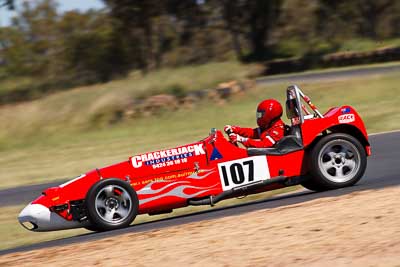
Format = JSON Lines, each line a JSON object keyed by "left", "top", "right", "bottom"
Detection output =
{"left": 224, "top": 128, "right": 239, "bottom": 147}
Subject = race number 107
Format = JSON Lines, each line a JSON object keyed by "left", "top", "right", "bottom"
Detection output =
{"left": 220, "top": 160, "right": 254, "bottom": 187}
{"left": 218, "top": 156, "right": 270, "bottom": 191}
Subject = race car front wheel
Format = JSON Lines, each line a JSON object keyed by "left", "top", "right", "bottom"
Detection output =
{"left": 85, "top": 178, "right": 138, "bottom": 231}
{"left": 302, "top": 133, "right": 367, "bottom": 191}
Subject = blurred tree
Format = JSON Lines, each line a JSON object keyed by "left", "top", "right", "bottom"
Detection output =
{"left": 1, "top": 0, "right": 130, "bottom": 84}
{"left": 2, "top": 0, "right": 400, "bottom": 104}
{"left": 102, "top": 0, "right": 223, "bottom": 69}
{"left": 316, "top": 0, "right": 400, "bottom": 41}
{"left": 355, "top": 0, "right": 398, "bottom": 39}
{"left": 246, "top": 0, "right": 282, "bottom": 60}
{"left": 57, "top": 10, "right": 119, "bottom": 83}
{"left": 220, "top": 0, "right": 246, "bottom": 60}
{"left": 103, "top": 0, "right": 164, "bottom": 72}
{"left": 278, "top": 0, "right": 318, "bottom": 40}
{"left": 316, "top": 1, "right": 358, "bottom": 45}
{"left": 0, "top": 27, "right": 30, "bottom": 75}
{"left": 1, "top": 0, "right": 58, "bottom": 75}
{"left": 0, "top": 0, "right": 14, "bottom": 9}
{"left": 164, "top": 0, "right": 231, "bottom": 65}
{"left": 216, "top": 0, "right": 283, "bottom": 61}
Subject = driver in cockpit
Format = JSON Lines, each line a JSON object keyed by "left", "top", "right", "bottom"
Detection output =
{"left": 224, "top": 99, "right": 285, "bottom": 148}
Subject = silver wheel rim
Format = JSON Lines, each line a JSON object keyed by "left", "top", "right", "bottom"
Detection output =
{"left": 95, "top": 185, "right": 132, "bottom": 224}
{"left": 318, "top": 139, "right": 361, "bottom": 183}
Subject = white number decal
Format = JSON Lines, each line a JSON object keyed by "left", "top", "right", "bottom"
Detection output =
{"left": 218, "top": 156, "right": 270, "bottom": 191}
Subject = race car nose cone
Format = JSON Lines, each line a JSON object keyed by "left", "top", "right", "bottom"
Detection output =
{"left": 18, "top": 203, "right": 55, "bottom": 231}
{"left": 18, "top": 203, "right": 82, "bottom": 232}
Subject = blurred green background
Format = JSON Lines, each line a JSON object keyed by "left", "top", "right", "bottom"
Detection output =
{"left": 1, "top": 0, "right": 400, "bottom": 103}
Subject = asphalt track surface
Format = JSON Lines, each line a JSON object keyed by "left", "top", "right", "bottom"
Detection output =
{"left": 1, "top": 130, "right": 399, "bottom": 256}
{"left": 256, "top": 63, "right": 400, "bottom": 85}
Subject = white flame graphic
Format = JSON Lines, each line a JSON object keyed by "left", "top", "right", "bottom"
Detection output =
{"left": 187, "top": 169, "right": 216, "bottom": 179}
{"left": 137, "top": 168, "right": 218, "bottom": 205}
{"left": 139, "top": 183, "right": 219, "bottom": 205}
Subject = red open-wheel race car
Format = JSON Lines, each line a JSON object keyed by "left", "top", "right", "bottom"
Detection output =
{"left": 18, "top": 85, "right": 371, "bottom": 232}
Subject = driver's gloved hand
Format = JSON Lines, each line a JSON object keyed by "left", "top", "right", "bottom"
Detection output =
{"left": 228, "top": 133, "right": 247, "bottom": 144}
{"left": 224, "top": 125, "right": 238, "bottom": 134}
{"left": 224, "top": 125, "right": 232, "bottom": 134}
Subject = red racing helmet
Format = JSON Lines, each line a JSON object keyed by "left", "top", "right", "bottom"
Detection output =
{"left": 256, "top": 99, "right": 283, "bottom": 128}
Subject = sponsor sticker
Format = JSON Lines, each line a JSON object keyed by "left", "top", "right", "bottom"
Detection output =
{"left": 338, "top": 114, "right": 355, "bottom": 124}
{"left": 341, "top": 107, "right": 351, "bottom": 114}
{"left": 131, "top": 144, "right": 205, "bottom": 168}
{"left": 210, "top": 147, "right": 223, "bottom": 161}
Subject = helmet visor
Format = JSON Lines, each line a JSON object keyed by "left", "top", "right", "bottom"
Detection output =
{"left": 256, "top": 110, "right": 265, "bottom": 119}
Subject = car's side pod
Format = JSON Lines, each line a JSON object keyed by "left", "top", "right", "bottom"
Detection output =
{"left": 188, "top": 175, "right": 304, "bottom": 206}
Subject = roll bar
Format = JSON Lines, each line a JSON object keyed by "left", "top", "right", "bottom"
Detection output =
{"left": 287, "top": 85, "right": 323, "bottom": 124}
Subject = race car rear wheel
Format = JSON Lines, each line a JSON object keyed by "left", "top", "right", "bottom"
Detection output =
{"left": 85, "top": 178, "right": 138, "bottom": 231}
{"left": 299, "top": 176, "right": 326, "bottom": 192}
{"left": 303, "top": 133, "right": 367, "bottom": 191}
{"left": 84, "top": 224, "right": 102, "bottom": 232}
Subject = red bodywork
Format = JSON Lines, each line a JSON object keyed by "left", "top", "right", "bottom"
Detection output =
{"left": 29, "top": 105, "right": 369, "bottom": 226}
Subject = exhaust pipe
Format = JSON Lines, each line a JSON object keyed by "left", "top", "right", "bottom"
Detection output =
{"left": 188, "top": 176, "right": 288, "bottom": 206}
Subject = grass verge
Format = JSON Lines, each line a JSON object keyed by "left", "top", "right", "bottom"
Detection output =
{"left": 0, "top": 61, "right": 258, "bottom": 105}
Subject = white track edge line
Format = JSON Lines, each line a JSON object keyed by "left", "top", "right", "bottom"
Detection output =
{"left": 369, "top": 129, "right": 400, "bottom": 136}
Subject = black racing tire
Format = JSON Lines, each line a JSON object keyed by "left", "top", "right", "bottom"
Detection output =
{"left": 84, "top": 224, "right": 102, "bottom": 232}
{"left": 85, "top": 178, "right": 139, "bottom": 231}
{"left": 300, "top": 176, "right": 326, "bottom": 192}
{"left": 302, "top": 133, "right": 367, "bottom": 191}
